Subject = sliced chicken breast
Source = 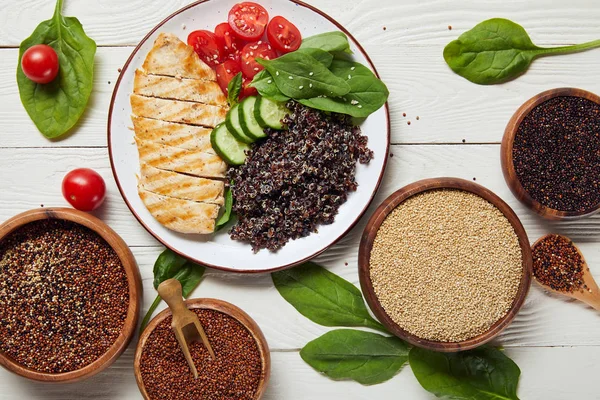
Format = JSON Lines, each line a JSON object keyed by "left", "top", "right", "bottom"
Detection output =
{"left": 133, "top": 70, "right": 227, "bottom": 106}
{"left": 141, "top": 33, "right": 216, "bottom": 81}
{"left": 139, "top": 164, "right": 225, "bottom": 205}
{"left": 132, "top": 116, "right": 214, "bottom": 153}
{"left": 130, "top": 94, "right": 227, "bottom": 128}
{"left": 135, "top": 138, "right": 227, "bottom": 179}
{"left": 139, "top": 188, "right": 219, "bottom": 234}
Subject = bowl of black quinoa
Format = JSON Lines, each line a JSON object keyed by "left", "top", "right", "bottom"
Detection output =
{"left": 501, "top": 88, "right": 600, "bottom": 220}
{"left": 0, "top": 208, "right": 142, "bottom": 382}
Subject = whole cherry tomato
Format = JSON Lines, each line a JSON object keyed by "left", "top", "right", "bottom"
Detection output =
{"left": 62, "top": 168, "right": 106, "bottom": 211}
{"left": 267, "top": 16, "right": 302, "bottom": 53}
{"left": 21, "top": 44, "right": 59, "bottom": 84}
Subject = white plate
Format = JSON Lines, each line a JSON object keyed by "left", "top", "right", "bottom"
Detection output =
{"left": 108, "top": 0, "right": 390, "bottom": 273}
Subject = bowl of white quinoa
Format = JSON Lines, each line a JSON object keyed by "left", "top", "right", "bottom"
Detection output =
{"left": 358, "top": 178, "right": 532, "bottom": 352}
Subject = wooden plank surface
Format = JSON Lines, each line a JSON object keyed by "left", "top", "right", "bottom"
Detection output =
{"left": 1, "top": 0, "right": 600, "bottom": 398}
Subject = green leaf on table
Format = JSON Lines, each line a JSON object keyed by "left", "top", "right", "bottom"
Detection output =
{"left": 257, "top": 52, "right": 350, "bottom": 99}
{"left": 250, "top": 70, "right": 290, "bottom": 102}
{"left": 409, "top": 346, "right": 521, "bottom": 400}
{"left": 296, "top": 47, "right": 334, "bottom": 68}
{"left": 443, "top": 18, "right": 600, "bottom": 85}
{"left": 300, "top": 329, "right": 409, "bottom": 385}
{"left": 298, "top": 59, "right": 389, "bottom": 117}
{"left": 300, "top": 31, "right": 353, "bottom": 54}
{"left": 215, "top": 186, "right": 234, "bottom": 230}
{"left": 227, "top": 72, "right": 243, "bottom": 106}
{"left": 271, "top": 262, "right": 385, "bottom": 332}
{"left": 141, "top": 249, "right": 206, "bottom": 333}
{"left": 17, "top": 0, "right": 96, "bottom": 138}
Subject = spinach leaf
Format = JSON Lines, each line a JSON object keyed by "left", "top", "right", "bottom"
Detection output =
{"left": 298, "top": 59, "right": 388, "bottom": 117}
{"left": 444, "top": 18, "right": 600, "bottom": 85}
{"left": 140, "top": 249, "right": 206, "bottom": 332}
{"left": 300, "top": 31, "right": 353, "bottom": 54}
{"left": 215, "top": 186, "right": 233, "bottom": 230}
{"left": 296, "top": 47, "right": 334, "bottom": 68}
{"left": 271, "top": 262, "right": 386, "bottom": 332}
{"left": 249, "top": 70, "right": 290, "bottom": 102}
{"left": 17, "top": 0, "right": 96, "bottom": 138}
{"left": 227, "top": 72, "right": 243, "bottom": 106}
{"left": 257, "top": 52, "right": 350, "bottom": 99}
{"left": 300, "top": 329, "right": 409, "bottom": 385}
{"left": 409, "top": 346, "right": 521, "bottom": 400}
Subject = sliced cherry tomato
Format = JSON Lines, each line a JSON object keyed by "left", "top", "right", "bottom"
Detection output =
{"left": 187, "top": 30, "right": 224, "bottom": 68}
{"left": 240, "top": 76, "right": 258, "bottom": 100}
{"left": 214, "top": 22, "right": 245, "bottom": 55}
{"left": 267, "top": 16, "right": 302, "bottom": 53}
{"left": 21, "top": 44, "right": 59, "bottom": 84}
{"left": 62, "top": 168, "right": 106, "bottom": 211}
{"left": 228, "top": 2, "right": 269, "bottom": 41}
{"left": 240, "top": 41, "right": 277, "bottom": 79}
{"left": 215, "top": 60, "right": 242, "bottom": 95}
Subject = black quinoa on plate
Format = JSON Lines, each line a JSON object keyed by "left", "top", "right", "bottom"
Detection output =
{"left": 228, "top": 101, "right": 373, "bottom": 252}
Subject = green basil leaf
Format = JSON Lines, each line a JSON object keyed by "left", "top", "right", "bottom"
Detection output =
{"left": 409, "top": 346, "right": 521, "bottom": 400}
{"left": 272, "top": 262, "right": 385, "bottom": 332}
{"left": 443, "top": 18, "right": 600, "bottom": 85}
{"left": 298, "top": 60, "right": 388, "bottom": 117}
{"left": 17, "top": 0, "right": 96, "bottom": 138}
{"left": 300, "top": 31, "right": 353, "bottom": 54}
{"left": 215, "top": 186, "right": 234, "bottom": 230}
{"left": 173, "top": 261, "right": 206, "bottom": 298}
{"left": 250, "top": 70, "right": 290, "bottom": 102}
{"left": 152, "top": 249, "right": 187, "bottom": 289}
{"left": 296, "top": 48, "right": 334, "bottom": 68}
{"left": 257, "top": 52, "right": 350, "bottom": 99}
{"left": 300, "top": 329, "right": 409, "bottom": 385}
{"left": 227, "top": 72, "right": 243, "bottom": 106}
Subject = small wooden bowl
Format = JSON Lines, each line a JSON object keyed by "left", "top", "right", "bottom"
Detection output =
{"left": 358, "top": 178, "right": 532, "bottom": 352}
{"left": 501, "top": 87, "right": 600, "bottom": 220}
{"left": 0, "top": 208, "right": 142, "bottom": 382}
{"left": 134, "top": 298, "right": 270, "bottom": 399}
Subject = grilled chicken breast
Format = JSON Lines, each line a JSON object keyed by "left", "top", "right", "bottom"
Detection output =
{"left": 134, "top": 70, "right": 227, "bottom": 106}
{"left": 139, "top": 165, "right": 225, "bottom": 205}
{"left": 130, "top": 94, "right": 227, "bottom": 128}
{"left": 141, "top": 33, "right": 216, "bottom": 81}
{"left": 136, "top": 138, "right": 227, "bottom": 179}
{"left": 132, "top": 116, "right": 214, "bottom": 153}
{"left": 139, "top": 188, "right": 219, "bottom": 234}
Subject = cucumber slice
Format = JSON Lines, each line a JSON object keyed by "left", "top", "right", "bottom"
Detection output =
{"left": 210, "top": 123, "right": 250, "bottom": 166}
{"left": 240, "top": 96, "right": 267, "bottom": 140}
{"left": 225, "top": 104, "right": 254, "bottom": 144}
{"left": 254, "top": 97, "right": 289, "bottom": 130}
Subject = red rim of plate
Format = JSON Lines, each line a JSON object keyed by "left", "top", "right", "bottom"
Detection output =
{"left": 107, "top": 0, "right": 391, "bottom": 274}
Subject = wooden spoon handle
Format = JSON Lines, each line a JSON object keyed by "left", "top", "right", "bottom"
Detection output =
{"left": 157, "top": 279, "right": 189, "bottom": 316}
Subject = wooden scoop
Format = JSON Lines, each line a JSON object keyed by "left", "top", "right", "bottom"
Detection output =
{"left": 533, "top": 234, "right": 600, "bottom": 311}
{"left": 157, "top": 279, "right": 215, "bottom": 378}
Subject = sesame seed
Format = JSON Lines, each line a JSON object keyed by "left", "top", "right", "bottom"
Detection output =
{"left": 351, "top": 67, "right": 355, "bottom": 70}
{"left": 299, "top": 85, "right": 304, "bottom": 89}
{"left": 288, "top": 76, "right": 294, "bottom": 80}
{"left": 309, "top": 72, "right": 314, "bottom": 76}
{"left": 267, "top": 79, "right": 272, "bottom": 84}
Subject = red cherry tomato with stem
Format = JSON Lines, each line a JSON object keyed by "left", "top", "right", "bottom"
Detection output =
{"left": 215, "top": 60, "right": 242, "bottom": 95}
{"left": 187, "top": 30, "right": 224, "bottom": 68}
{"left": 267, "top": 16, "right": 302, "bottom": 53}
{"left": 240, "top": 41, "right": 277, "bottom": 79}
{"left": 228, "top": 2, "right": 269, "bottom": 41}
{"left": 214, "top": 22, "right": 245, "bottom": 55}
{"left": 62, "top": 168, "right": 106, "bottom": 211}
{"left": 21, "top": 44, "right": 59, "bottom": 84}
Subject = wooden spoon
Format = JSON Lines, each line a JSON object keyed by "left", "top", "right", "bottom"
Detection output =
{"left": 533, "top": 234, "right": 600, "bottom": 311}
{"left": 157, "top": 279, "right": 215, "bottom": 378}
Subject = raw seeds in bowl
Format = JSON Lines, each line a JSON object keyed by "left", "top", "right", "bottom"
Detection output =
{"left": 369, "top": 189, "right": 523, "bottom": 342}
{"left": 0, "top": 219, "right": 129, "bottom": 373}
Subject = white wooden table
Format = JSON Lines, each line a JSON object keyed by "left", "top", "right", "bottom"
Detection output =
{"left": 1, "top": 0, "right": 600, "bottom": 398}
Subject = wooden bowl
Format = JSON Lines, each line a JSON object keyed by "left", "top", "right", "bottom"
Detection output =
{"left": 358, "top": 178, "right": 532, "bottom": 352}
{"left": 0, "top": 207, "right": 142, "bottom": 382}
{"left": 501, "top": 87, "right": 600, "bottom": 220}
{"left": 134, "top": 298, "right": 270, "bottom": 399}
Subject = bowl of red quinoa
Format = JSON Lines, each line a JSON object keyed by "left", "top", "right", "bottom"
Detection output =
{"left": 358, "top": 178, "right": 532, "bottom": 352}
{"left": 134, "top": 298, "right": 270, "bottom": 400}
{"left": 0, "top": 208, "right": 142, "bottom": 382}
{"left": 501, "top": 88, "right": 600, "bottom": 220}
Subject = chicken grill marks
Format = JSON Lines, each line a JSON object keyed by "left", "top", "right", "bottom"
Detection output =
{"left": 228, "top": 101, "right": 373, "bottom": 252}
